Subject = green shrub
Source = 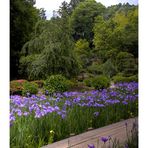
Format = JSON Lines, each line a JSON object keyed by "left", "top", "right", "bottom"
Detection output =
{"left": 116, "top": 52, "right": 137, "bottom": 76}
{"left": 70, "top": 78, "right": 79, "bottom": 87}
{"left": 87, "top": 63, "right": 103, "bottom": 75}
{"left": 91, "top": 75, "right": 110, "bottom": 89}
{"left": 101, "top": 59, "right": 117, "bottom": 78}
{"left": 10, "top": 79, "right": 27, "bottom": 95}
{"left": 84, "top": 78, "right": 93, "bottom": 87}
{"left": 113, "top": 75, "right": 138, "bottom": 83}
{"left": 44, "top": 75, "right": 73, "bottom": 93}
{"left": 31, "top": 80, "right": 44, "bottom": 88}
{"left": 22, "top": 82, "right": 38, "bottom": 96}
{"left": 128, "top": 75, "right": 138, "bottom": 82}
{"left": 113, "top": 76, "right": 128, "bottom": 83}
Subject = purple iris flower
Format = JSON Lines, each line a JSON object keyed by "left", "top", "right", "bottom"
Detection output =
{"left": 61, "top": 113, "right": 66, "bottom": 119}
{"left": 45, "top": 90, "right": 49, "bottom": 96}
{"left": 35, "top": 112, "right": 42, "bottom": 118}
{"left": 40, "top": 95, "right": 47, "bottom": 101}
{"left": 88, "top": 144, "right": 95, "bottom": 148}
{"left": 29, "top": 106, "right": 34, "bottom": 112}
{"left": 94, "top": 103, "right": 104, "bottom": 107}
{"left": 122, "top": 101, "right": 128, "bottom": 105}
{"left": 10, "top": 114, "right": 15, "bottom": 122}
{"left": 35, "top": 109, "right": 42, "bottom": 118}
{"left": 47, "top": 106, "right": 55, "bottom": 113}
{"left": 23, "top": 112, "right": 29, "bottom": 116}
{"left": 80, "top": 102, "right": 86, "bottom": 107}
{"left": 57, "top": 111, "right": 62, "bottom": 115}
{"left": 93, "top": 112, "right": 99, "bottom": 117}
{"left": 45, "top": 102, "right": 50, "bottom": 105}
{"left": 101, "top": 137, "right": 108, "bottom": 143}
{"left": 124, "top": 143, "right": 129, "bottom": 148}
{"left": 65, "top": 100, "right": 71, "bottom": 106}
{"left": 26, "top": 92, "right": 31, "bottom": 97}
{"left": 54, "top": 106, "right": 60, "bottom": 111}
{"left": 56, "top": 97, "right": 60, "bottom": 102}
{"left": 73, "top": 97, "right": 81, "bottom": 103}
{"left": 17, "top": 110, "right": 22, "bottom": 116}
{"left": 105, "top": 99, "right": 120, "bottom": 105}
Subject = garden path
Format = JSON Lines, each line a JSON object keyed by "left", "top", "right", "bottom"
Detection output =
{"left": 42, "top": 117, "right": 138, "bottom": 148}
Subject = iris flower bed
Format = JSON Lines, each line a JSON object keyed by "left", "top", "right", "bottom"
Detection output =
{"left": 10, "top": 82, "right": 138, "bottom": 148}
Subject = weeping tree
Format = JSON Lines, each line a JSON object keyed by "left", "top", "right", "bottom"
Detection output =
{"left": 19, "top": 18, "right": 80, "bottom": 80}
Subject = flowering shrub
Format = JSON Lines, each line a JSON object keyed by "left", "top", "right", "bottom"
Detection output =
{"left": 10, "top": 79, "right": 27, "bottom": 95}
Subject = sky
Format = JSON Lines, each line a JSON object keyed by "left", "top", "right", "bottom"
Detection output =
{"left": 35, "top": 0, "right": 138, "bottom": 19}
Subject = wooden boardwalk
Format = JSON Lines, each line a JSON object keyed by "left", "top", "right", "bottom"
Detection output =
{"left": 42, "top": 118, "right": 138, "bottom": 148}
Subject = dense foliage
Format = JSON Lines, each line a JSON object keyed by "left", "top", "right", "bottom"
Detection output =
{"left": 10, "top": 0, "right": 138, "bottom": 81}
{"left": 19, "top": 18, "right": 80, "bottom": 80}
{"left": 112, "top": 74, "right": 138, "bottom": 83}
{"left": 10, "top": 0, "right": 44, "bottom": 79}
{"left": 84, "top": 75, "right": 110, "bottom": 89}
{"left": 44, "top": 75, "right": 73, "bottom": 93}
{"left": 91, "top": 75, "right": 110, "bottom": 89}
{"left": 22, "top": 81, "right": 38, "bottom": 96}
{"left": 70, "top": 0, "right": 105, "bottom": 43}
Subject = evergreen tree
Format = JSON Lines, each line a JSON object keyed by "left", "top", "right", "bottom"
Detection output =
{"left": 10, "top": 0, "right": 40, "bottom": 79}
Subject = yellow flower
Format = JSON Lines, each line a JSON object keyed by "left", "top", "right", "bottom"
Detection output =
{"left": 50, "top": 130, "right": 55, "bottom": 134}
{"left": 130, "top": 112, "right": 133, "bottom": 117}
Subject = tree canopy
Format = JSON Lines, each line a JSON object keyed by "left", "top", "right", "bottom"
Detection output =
{"left": 69, "top": 0, "right": 106, "bottom": 44}
{"left": 11, "top": 0, "right": 138, "bottom": 80}
{"left": 93, "top": 6, "right": 138, "bottom": 57}
{"left": 20, "top": 18, "right": 80, "bottom": 80}
{"left": 10, "top": 0, "right": 42, "bottom": 79}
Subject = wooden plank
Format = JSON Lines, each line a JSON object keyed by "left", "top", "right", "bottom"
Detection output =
{"left": 42, "top": 118, "right": 138, "bottom": 148}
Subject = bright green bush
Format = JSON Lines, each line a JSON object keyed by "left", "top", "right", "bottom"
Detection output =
{"left": 113, "top": 75, "right": 138, "bottom": 83}
{"left": 91, "top": 75, "right": 110, "bottom": 89}
{"left": 10, "top": 80, "right": 27, "bottom": 95}
{"left": 44, "top": 75, "right": 73, "bottom": 93}
{"left": 22, "top": 82, "right": 38, "bottom": 96}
